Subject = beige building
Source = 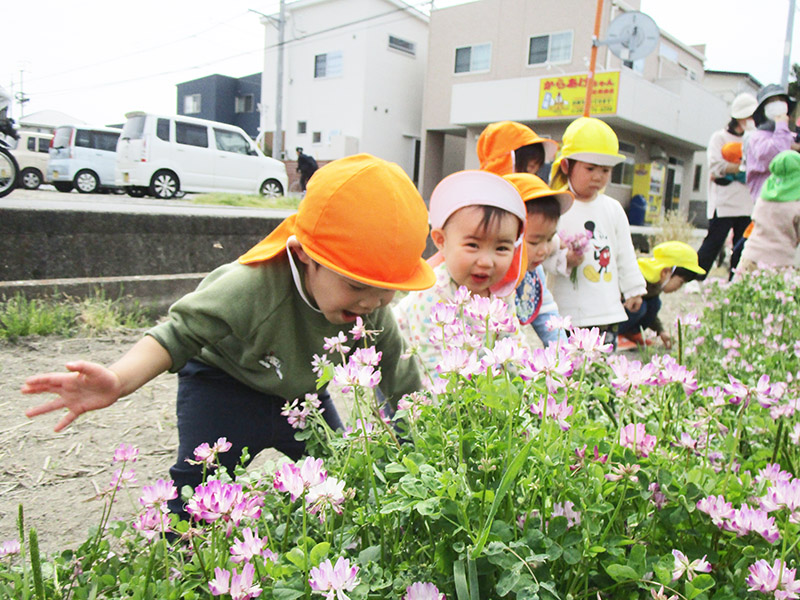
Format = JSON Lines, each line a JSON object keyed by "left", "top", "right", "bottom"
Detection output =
{"left": 421, "top": 0, "right": 730, "bottom": 223}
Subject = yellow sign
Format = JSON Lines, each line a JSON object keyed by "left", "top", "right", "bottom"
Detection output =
{"left": 537, "top": 72, "right": 620, "bottom": 118}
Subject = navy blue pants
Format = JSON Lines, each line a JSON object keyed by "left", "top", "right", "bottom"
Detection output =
{"left": 618, "top": 296, "right": 662, "bottom": 336}
{"left": 166, "top": 359, "right": 343, "bottom": 519}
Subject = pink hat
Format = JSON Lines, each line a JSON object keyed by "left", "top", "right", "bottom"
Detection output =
{"left": 428, "top": 170, "right": 527, "bottom": 297}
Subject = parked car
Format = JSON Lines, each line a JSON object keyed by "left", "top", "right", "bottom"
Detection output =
{"left": 11, "top": 130, "right": 53, "bottom": 190}
{"left": 115, "top": 112, "right": 288, "bottom": 199}
{"left": 47, "top": 125, "right": 121, "bottom": 193}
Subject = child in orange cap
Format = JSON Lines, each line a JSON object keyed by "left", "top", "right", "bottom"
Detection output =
{"left": 393, "top": 170, "right": 530, "bottom": 373}
{"left": 477, "top": 121, "right": 558, "bottom": 177}
{"left": 503, "top": 173, "right": 573, "bottom": 347}
{"left": 21, "top": 154, "right": 435, "bottom": 520}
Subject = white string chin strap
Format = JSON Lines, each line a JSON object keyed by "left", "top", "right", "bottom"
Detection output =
{"left": 286, "top": 235, "right": 322, "bottom": 313}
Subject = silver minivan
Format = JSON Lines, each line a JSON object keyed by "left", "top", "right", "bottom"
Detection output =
{"left": 115, "top": 112, "right": 288, "bottom": 199}
{"left": 47, "top": 125, "right": 121, "bottom": 193}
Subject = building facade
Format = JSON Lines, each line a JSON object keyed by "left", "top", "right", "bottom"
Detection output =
{"left": 421, "top": 0, "right": 732, "bottom": 224}
{"left": 258, "top": 0, "right": 428, "bottom": 181}
{"left": 176, "top": 73, "right": 262, "bottom": 139}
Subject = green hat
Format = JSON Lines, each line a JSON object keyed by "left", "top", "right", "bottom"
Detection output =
{"left": 761, "top": 150, "right": 800, "bottom": 202}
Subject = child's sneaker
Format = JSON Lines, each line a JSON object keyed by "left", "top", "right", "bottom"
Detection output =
{"left": 616, "top": 336, "right": 638, "bottom": 351}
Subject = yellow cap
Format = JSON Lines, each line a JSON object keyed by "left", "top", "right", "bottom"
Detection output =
{"left": 549, "top": 117, "right": 625, "bottom": 190}
{"left": 638, "top": 241, "right": 705, "bottom": 283}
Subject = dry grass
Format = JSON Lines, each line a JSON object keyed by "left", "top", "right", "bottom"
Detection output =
{"left": 650, "top": 210, "right": 697, "bottom": 246}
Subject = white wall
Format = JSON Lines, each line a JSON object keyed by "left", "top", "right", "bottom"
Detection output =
{"left": 260, "top": 0, "right": 427, "bottom": 176}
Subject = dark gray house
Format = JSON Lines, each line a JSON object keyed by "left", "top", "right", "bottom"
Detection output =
{"left": 176, "top": 73, "right": 261, "bottom": 139}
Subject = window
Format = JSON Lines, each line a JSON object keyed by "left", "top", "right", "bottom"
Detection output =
{"left": 156, "top": 118, "right": 170, "bottom": 141}
{"left": 75, "top": 130, "right": 119, "bottom": 151}
{"left": 234, "top": 94, "right": 254, "bottom": 114}
{"left": 312, "top": 131, "right": 322, "bottom": 144}
{"left": 27, "top": 137, "right": 36, "bottom": 151}
{"left": 297, "top": 121, "right": 307, "bottom": 134}
{"left": 214, "top": 129, "right": 252, "bottom": 155}
{"left": 37, "top": 138, "right": 49, "bottom": 152}
{"left": 611, "top": 141, "right": 636, "bottom": 186}
{"left": 184, "top": 94, "right": 201, "bottom": 114}
{"left": 528, "top": 31, "right": 573, "bottom": 65}
{"left": 454, "top": 43, "right": 491, "bottom": 73}
{"left": 692, "top": 164, "right": 702, "bottom": 192}
{"left": 175, "top": 122, "right": 208, "bottom": 147}
{"left": 389, "top": 35, "right": 416, "bottom": 56}
{"left": 314, "top": 51, "right": 343, "bottom": 78}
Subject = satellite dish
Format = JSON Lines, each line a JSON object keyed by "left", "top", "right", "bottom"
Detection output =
{"left": 603, "top": 11, "right": 659, "bottom": 62}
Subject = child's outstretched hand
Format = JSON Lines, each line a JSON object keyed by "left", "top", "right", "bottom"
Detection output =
{"left": 623, "top": 295, "right": 643, "bottom": 313}
{"left": 22, "top": 361, "right": 123, "bottom": 432}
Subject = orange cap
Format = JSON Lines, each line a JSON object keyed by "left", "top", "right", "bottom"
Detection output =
{"left": 503, "top": 173, "right": 574, "bottom": 215}
{"left": 721, "top": 142, "right": 743, "bottom": 163}
{"left": 239, "top": 154, "right": 435, "bottom": 291}
{"left": 477, "top": 121, "right": 558, "bottom": 175}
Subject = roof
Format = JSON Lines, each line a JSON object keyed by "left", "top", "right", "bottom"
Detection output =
{"left": 704, "top": 69, "right": 763, "bottom": 89}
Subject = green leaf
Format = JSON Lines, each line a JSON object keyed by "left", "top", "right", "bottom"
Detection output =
{"left": 563, "top": 546, "right": 582, "bottom": 565}
{"left": 309, "top": 542, "right": 330, "bottom": 565}
{"left": 471, "top": 438, "right": 534, "bottom": 558}
{"left": 402, "top": 455, "right": 420, "bottom": 476}
{"left": 629, "top": 544, "right": 647, "bottom": 577}
{"left": 414, "top": 498, "right": 440, "bottom": 516}
{"left": 686, "top": 573, "right": 715, "bottom": 599}
{"left": 605, "top": 564, "right": 640, "bottom": 582}
{"left": 547, "top": 516, "right": 568, "bottom": 538}
{"left": 454, "top": 559, "right": 469, "bottom": 600}
{"left": 272, "top": 586, "right": 305, "bottom": 600}
{"left": 285, "top": 547, "right": 306, "bottom": 569}
{"left": 358, "top": 545, "right": 381, "bottom": 563}
{"left": 496, "top": 569, "right": 521, "bottom": 597}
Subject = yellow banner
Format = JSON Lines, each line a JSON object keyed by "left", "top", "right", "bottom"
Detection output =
{"left": 537, "top": 72, "right": 620, "bottom": 118}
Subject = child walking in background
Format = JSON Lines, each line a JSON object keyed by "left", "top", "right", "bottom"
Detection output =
{"left": 21, "top": 154, "right": 436, "bottom": 520}
{"left": 617, "top": 241, "right": 706, "bottom": 350}
{"left": 477, "top": 120, "right": 558, "bottom": 177}
{"left": 503, "top": 173, "right": 574, "bottom": 346}
{"left": 393, "top": 170, "right": 529, "bottom": 372}
{"left": 739, "top": 150, "right": 800, "bottom": 271}
{"left": 547, "top": 117, "right": 646, "bottom": 346}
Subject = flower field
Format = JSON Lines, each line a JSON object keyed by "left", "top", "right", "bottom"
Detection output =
{"left": 2, "top": 267, "right": 799, "bottom": 600}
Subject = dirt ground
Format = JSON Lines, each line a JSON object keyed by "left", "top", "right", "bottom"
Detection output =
{"left": 0, "top": 285, "right": 704, "bottom": 558}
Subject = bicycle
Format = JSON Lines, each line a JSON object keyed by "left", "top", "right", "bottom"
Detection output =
{"left": 0, "top": 86, "right": 20, "bottom": 198}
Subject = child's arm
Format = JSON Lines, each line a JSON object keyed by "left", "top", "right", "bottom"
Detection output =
{"left": 22, "top": 336, "right": 172, "bottom": 432}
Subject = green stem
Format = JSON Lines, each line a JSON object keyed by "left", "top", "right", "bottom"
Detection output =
{"left": 772, "top": 420, "right": 784, "bottom": 464}
{"left": 597, "top": 480, "right": 628, "bottom": 548}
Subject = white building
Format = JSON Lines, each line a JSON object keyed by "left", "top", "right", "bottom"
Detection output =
{"left": 420, "top": 0, "right": 735, "bottom": 223}
{"left": 259, "top": 0, "right": 429, "bottom": 181}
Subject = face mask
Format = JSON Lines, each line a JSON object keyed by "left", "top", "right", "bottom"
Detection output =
{"left": 765, "top": 100, "right": 789, "bottom": 120}
{"left": 743, "top": 119, "right": 756, "bottom": 131}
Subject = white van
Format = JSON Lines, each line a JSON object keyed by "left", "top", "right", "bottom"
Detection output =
{"left": 11, "top": 131, "right": 52, "bottom": 190}
{"left": 47, "top": 125, "right": 122, "bottom": 193}
{"left": 115, "top": 112, "right": 288, "bottom": 199}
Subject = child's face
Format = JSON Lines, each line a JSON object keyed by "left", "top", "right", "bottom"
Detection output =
{"left": 563, "top": 160, "right": 612, "bottom": 201}
{"left": 294, "top": 246, "right": 396, "bottom": 324}
{"left": 432, "top": 206, "right": 519, "bottom": 297}
{"left": 523, "top": 158, "right": 543, "bottom": 175}
{"left": 524, "top": 213, "right": 558, "bottom": 270}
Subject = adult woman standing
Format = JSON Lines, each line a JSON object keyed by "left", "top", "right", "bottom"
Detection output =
{"left": 675, "top": 93, "right": 757, "bottom": 282}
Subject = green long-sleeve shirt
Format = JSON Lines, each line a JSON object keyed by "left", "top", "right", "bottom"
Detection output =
{"left": 147, "top": 254, "right": 421, "bottom": 408}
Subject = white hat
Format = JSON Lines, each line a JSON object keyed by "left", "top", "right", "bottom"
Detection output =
{"left": 730, "top": 93, "right": 758, "bottom": 119}
{"left": 429, "top": 170, "right": 526, "bottom": 229}
{"left": 428, "top": 170, "right": 526, "bottom": 297}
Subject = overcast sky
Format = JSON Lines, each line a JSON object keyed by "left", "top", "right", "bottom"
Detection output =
{"left": 2, "top": 0, "right": 798, "bottom": 126}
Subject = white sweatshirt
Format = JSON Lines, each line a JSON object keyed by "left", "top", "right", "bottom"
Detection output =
{"left": 548, "top": 193, "right": 646, "bottom": 328}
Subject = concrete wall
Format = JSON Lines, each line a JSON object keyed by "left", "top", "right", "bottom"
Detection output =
{"left": 0, "top": 208, "right": 288, "bottom": 315}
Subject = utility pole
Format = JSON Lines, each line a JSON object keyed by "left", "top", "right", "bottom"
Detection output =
{"left": 274, "top": 0, "right": 285, "bottom": 160}
{"left": 781, "top": 0, "right": 796, "bottom": 88}
{"left": 15, "top": 70, "right": 29, "bottom": 118}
